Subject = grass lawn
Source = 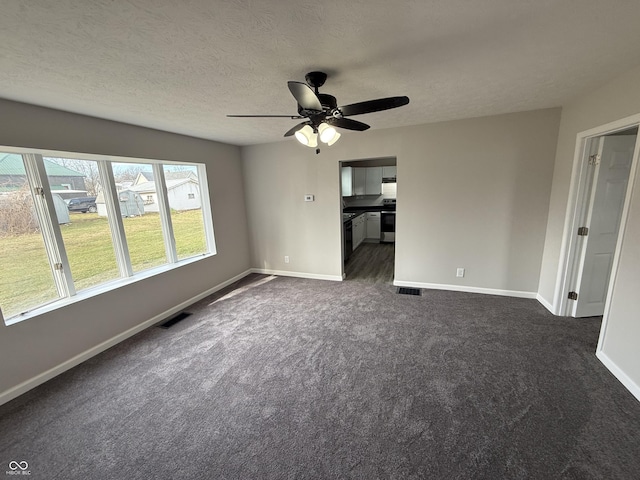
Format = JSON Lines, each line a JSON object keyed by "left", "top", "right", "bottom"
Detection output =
{"left": 0, "top": 210, "right": 206, "bottom": 319}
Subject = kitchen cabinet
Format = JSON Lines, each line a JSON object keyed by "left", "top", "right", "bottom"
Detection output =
{"left": 352, "top": 213, "right": 366, "bottom": 250}
{"left": 343, "top": 166, "right": 383, "bottom": 196}
{"left": 366, "top": 212, "right": 380, "bottom": 239}
{"left": 382, "top": 166, "right": 397, "bottom": 178}
{"left": 353, "top": 168, "right": 366, "bottom": 196}
{"left": 341, "top": 167, "right": 367, "bottom": 196}
{"left": 364, "top": 167, "right": 383, "bottom": 195}
{"left": 341, "top": 167, "right": 352, "bottom": 196}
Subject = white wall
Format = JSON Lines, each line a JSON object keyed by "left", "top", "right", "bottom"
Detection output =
{"left": 242, "top": 108, "right": 560, "bottom": 294}
{"left": 602, "top": 165, "right": 640, "bottom": 398}
{"left": 0, "top": 99, "right": 251, "bottom": 402}
{"left": 537, "top": 65, "right": 640, "bottom": 397}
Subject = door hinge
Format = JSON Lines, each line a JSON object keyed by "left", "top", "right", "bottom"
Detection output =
{"left": 34, "top": 187, "right": 45, "bottom": 197}
{"left": 588, "top": 154, "right": 601, "bottom": 166}
{"left": 577, "top": 227, "right": 589, "bottom": 236}
{"left": 568, "top": 291, "right": 578, "bottom": 300}
{"left": 54, "top": 263, "right": 63, "bottom": 271}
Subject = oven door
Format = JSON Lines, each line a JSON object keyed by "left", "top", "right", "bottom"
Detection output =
{"left": 380, "top": 211, "right": 396, "bottom": 243}
{"left": 344, "top": 220, "right": 353, "bottom": 262}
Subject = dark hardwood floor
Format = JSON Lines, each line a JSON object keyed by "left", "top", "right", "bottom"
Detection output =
{"left": 345, "top": 241, "right": 395, "bottom": 284}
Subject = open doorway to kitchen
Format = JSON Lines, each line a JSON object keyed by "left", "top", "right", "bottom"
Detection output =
{"left": 339, "top": 156, "right": 397, "bottom": 284}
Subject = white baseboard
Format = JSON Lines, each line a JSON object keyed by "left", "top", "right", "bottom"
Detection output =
{"left": 536, "top": 293, "right": 556, "bottom": 314}
{"left": 596, "top": 350, "right": 640, "bottom": 403}
{"left": 250, "top": 268, "right": 342, "bottom": 282}
{"left": 393, "top": 280, "right": 537, "bottom": 299}
{"left": 0, "top": 269, "right": 253, "bottom": 407}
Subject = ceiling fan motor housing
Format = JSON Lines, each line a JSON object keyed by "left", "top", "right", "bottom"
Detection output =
{"left": 305, "top": 71, "right": 328, "bottom": 89}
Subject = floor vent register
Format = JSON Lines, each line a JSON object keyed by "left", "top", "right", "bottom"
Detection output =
{"left": 397, "top": 287, "right": 422, "bottom": 296}
{"left": 159, "top": 312, "right": 193, "bottom": 329}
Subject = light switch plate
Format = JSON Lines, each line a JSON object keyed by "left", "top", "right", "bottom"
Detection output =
{"left": 304, "top": 194, "right": 314, "bottom": 202}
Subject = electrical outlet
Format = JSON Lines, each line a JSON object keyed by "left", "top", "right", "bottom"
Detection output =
{"left": 456, "top": 268, "right": 465, "bottom": 277}
{"left": 304, "top": 194, "right": 314, "bottom": 202}
{"left": 284, "top": 256, "right": 290, "bottom": 264}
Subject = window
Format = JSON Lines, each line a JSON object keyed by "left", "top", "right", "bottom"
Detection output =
{"left": 0, "top": 154, "right": 60, "bottom": 318}
{"left": 0, "top": 150, "right": 215, "bottom": 323}
{"left": 45, "top": 157, "right": 120, "bottom": 291}
{"left": 112, "top": 162, "right": 167, "bottom": 273}
{"left": 162, "top": 164, "right": 207, "bottom": 260}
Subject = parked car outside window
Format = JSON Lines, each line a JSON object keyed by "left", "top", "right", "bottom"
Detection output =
{"left": 67, "top": 196, "right": 97, "bottom": 213}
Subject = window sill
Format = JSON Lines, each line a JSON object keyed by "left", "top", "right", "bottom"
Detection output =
{"left": 3, "top": 252, "right": 215, "bottom": 326}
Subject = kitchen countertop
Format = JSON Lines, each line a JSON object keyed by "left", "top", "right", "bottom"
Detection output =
{"left": 342, "top": 212, "right": 365, "bottom": 223}
{"left": 343, "top": 205, "right": 396, "bottom": 213}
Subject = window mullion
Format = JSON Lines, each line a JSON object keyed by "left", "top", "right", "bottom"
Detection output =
{"left": 23, "top": 154, "right": 76, "bottom": 297}
{"left": 197, "top": 164, "right": 216, "bottom": 254}
{"left": 153, "top": 163, "right": 178, "bottom": 263}
{"left": 97, "top": 160, "right": 133, "bottom": 277}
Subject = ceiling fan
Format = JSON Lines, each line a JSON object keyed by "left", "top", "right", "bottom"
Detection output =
{"left": 227, "top": 71, "right": 409, "bottom": 153}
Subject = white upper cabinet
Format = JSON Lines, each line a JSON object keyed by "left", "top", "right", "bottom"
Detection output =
{"left": 353, "top": 168, "right": 367, "bottom": 196}
{"left": 341, "top": 167, "right": 354, "bottom": 196}
{"left": 342, "top": 166, "right": 367, "bottom": 196}
{"left": 341, "top": 167, "right": 352, "bottom": 196}
{"left": 343, "top": 166, "right": 387, "bottom": 196}
{"left": 365, "top": 167, "right": 383, "bottom": 195}
{"left": 382, "top": 166, "right": 397, "bottom": 178}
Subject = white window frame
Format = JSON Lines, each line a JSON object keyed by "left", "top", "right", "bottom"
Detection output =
{"left": 1, "top": 147, "right": 216, "bottom": 325}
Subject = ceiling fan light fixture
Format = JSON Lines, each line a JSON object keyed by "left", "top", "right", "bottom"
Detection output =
{"left": 227, "top": 72, "right": 409, "bottom": 152}
{"left": 318, "top": 123, "right": 338, "bottom": 144}
{"left": 295, "top": 125, "right": 314, "bottom": 146}
{"left": 327, "top": 131, "right": 341, "bottom": 146}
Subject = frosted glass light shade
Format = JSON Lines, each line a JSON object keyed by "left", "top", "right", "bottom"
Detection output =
{"left": 294, "top": 125, "right": 318, "bottom": 147}
{"left": 327, "top": 131, "right": 341, "bottom": 146}
{"left": 318, "top": 123, "right": 338, "bottom": 144}
{"left": 295, "top": 125, "right": 314, "bottom": 145}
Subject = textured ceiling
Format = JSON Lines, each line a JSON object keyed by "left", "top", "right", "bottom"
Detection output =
{"left": 1, "top": 1, "right": 640, "bottom": 146}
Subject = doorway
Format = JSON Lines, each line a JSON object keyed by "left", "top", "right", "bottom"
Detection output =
{"left": 339, "top": 156, "right": 397, "bottom": 284}
{"left": 560, "top": 124, "right": 639, "bottom": 317}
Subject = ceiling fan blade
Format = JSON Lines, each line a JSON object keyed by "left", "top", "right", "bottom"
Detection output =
{"left": 283, "top": 122, "right": 309, "bottom": 137}
{"left": 227, "top": 114, "right": 304, "bottom": 118}
{"left": 288, "top": 81, "right": 323, "bottom": 112}
{"left": 338, "top": 96, "right": 409, "bottom": 117}
{"left": 327, "top": 117, "right": 370, "bottom": 131}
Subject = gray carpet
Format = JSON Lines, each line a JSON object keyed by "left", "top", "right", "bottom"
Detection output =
{"left": 1, "top": 275, "right": 639, "bottom": 479}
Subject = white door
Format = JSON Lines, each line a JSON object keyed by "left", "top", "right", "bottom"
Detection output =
{"left": 573, "top": 133, "right": 636, "bottom": 317}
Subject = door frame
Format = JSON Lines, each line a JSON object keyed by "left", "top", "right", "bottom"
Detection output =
{"left": 555, "top": 113, "right": 640, "bottom": 318}
{"left": 337, "top": 156, "right": 398, "bottom": 279}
